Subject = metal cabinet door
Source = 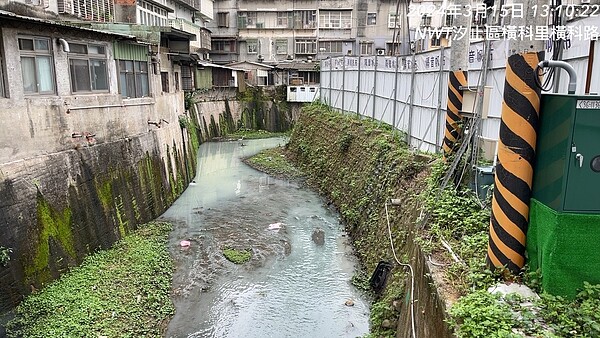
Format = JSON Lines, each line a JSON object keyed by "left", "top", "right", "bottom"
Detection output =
{"left": 564, "top": 105, "right": 600, "bottom": 212}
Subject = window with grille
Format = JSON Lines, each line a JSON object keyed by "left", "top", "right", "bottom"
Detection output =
{"left": 247, "top": 40, "right": 258, "bottom": 54}
{"left": 212, "top": 40, "right": 237, "bottom": 53}
{"left": 318, "top": 41, "right": 343, "bottom": 53}
{"left": 319, "top": 10, "right": 352, "bottom": 29}
{"left": 277, "top": 12, "right": 292, "bottom": 27}
{"left": 367, "top": 13, "right": 376, "bottom": 25}
{"left": 19, "top": 36, "right": 55, "bottom": 95}
{"left": 118, "top": 60, "right": 149, "bottom": 98}
{"left": 181, "top": 65, "right": 193, "bottom": 91}
{"left": 421, "top": 15, "right": 431, "bottom": 27}
{"left": 275, "top": 39, "right": 288, "bottom": 55}
{"left": 294, "top": 10, "right": 316, "bottom": 29}
{"left": 295, "top": 39, "right": 317, "bottom": 54}
{"left": 388, "top": 13, "right": 400, "bottom": 28}
{"left": 360, "top": 42, "right": 373, "bottom": 55}
{"left": 137, "top": 0, "right": 168, "bottom": 26}
{"left": 68, "top": 42, "right": 108, "bottom": 93}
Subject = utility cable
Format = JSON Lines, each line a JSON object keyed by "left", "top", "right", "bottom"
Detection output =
{"left": 385, "top": 202, "right": 417, "bottom": 338}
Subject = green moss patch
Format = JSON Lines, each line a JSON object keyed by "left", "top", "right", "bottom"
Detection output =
{"left": 7, "top": 221, "right": 174, "bottom": 338}
{"left": 222, "top": 248, "right": 252, "bottom": 264}
{"left": 244, "top": 147, "right": 304, "bottom": 180}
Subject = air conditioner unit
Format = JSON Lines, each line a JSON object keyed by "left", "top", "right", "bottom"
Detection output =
{"left": 377, "top": 49, "right": 385, "bottom": 56}
{"left": 581, "top": 0, "right": 591, "bottom": 4}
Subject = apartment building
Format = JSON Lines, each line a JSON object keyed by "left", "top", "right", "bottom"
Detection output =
{"left": 207, "top": 0, "right": 455, "bottom": 65}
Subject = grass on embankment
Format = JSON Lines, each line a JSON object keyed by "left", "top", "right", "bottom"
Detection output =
{"left": 226, "top": 128, "right": 289, "bottom": 140}
{"left": 244, "top": 147, "right": 304, "bottom": 180}
{"left": 6, "top": 221, "right": 174, "bottom": 338}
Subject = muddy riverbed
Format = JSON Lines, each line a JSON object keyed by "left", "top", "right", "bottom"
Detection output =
{"left": 160, "top": 138, "right": 369, "bottom": 338}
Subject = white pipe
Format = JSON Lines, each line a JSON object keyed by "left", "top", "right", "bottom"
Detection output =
{"left": 538, "top": 60, "right": 577, "bottom": 94}
{"left": 57, "top": 38, "right": 70, "bottom": 53}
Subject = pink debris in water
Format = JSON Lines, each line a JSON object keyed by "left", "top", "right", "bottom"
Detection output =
{"left": 180, "top": 240, "right": 191, "bottom": 247}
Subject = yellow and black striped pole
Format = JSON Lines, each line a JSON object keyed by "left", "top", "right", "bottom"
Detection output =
{"left": 442, "top": 70, "right": 468, "bottom": 157}
{"left": 487, "top": 52, "right": 543, "bottom": 274}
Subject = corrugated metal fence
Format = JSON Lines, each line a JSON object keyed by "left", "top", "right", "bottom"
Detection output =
{"left": 320, "top": 30, "right": 600, "bottom": 156}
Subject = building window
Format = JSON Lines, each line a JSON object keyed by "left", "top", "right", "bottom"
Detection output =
{"left": 318, "top": 41, "right": 342, "bottom": 53}
{"left": 118, "top": 60, "right": 149, "bottom": 98}
{"left": 19, "top": 36, "right": 55, "bottom": 95}
{"left": 217, "top": 12, "right": 229, "bottom": 27}
{"left": 386, "top": 42, "right": 401, "bottom": 55}
{"left": 388, "top": 13, "right": 400, "bottom": 28}
{"left": 294, "top": 10, "right": 316, "bottom": 29}
{"left": 68, "top": 43, "right": 108, "bottom": 93}
{"left": 247, "top": 40, "right": 258, "bottom": 54}
{"left": 360, "top": 42, "right": 373, "bottom": 55}
{"left": 212, "top": 40, "right": 237, "bottom": 53}
{"left": 174, "top": 71, "right": 179, "bottom": 91}
{"left": 295, "top": 39, "right": 316, "bottom": 54}
{"left": 137, "top": 0, "right": 168, "bottom": 26}
{"left": 367, "top": 12, "right": 376, "bottom": 25}
{"left": 275, "top": 39, "right": 288, "bottom": 55}
{"left": 431, "top": 37, "right": 441, "bottom": 47}
{"left": 319, "top": 10, "right": 352, "bottom": 29}
{"left": 445, "top": 14, "right": 454, "bottom": 27}
{"left": 277, "top": 12, "right": 292, "bottom": 28}
{"left": 161, "top": 71, "right": 169, "bottom": 92}
{"left": 421, "top": 15, "right": 431, "bottom": 27}
{"left": 238, "top": 11, "right": 257, "bottom": 28}
{"left": 181, "top": 65, "right": 193, "bottom": 91}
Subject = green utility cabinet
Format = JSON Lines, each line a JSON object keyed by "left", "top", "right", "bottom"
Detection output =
{"left": 528, "top": 94, "right": 600, "bottom": 298}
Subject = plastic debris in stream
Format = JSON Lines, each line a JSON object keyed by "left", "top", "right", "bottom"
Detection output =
{"left": 180, "top": 240, "right": 191, "bottom": 247}
{"left": 268, "top": 222, "right": 284, "bottom": 232}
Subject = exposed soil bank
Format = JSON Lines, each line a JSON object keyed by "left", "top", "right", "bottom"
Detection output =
{"left": 285, "top": 104, "right": 453, "bottom": 338}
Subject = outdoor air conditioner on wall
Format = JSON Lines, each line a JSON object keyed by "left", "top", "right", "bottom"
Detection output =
{"left": 377, "top": 49, "right": 385, "bottom": 55}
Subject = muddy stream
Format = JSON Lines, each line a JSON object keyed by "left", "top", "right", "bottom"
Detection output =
{"left": 160, "top": 138, "right": 369, "bottom": 338}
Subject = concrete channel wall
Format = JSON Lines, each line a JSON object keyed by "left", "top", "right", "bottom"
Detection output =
{"left": 0, "top": 93, "right": 298, "bottom": 313}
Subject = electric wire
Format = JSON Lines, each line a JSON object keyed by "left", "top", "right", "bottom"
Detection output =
{"left": 534, "top": 0, "right": 564, "bottom": 91}
{"left": 384, "top": 202, "right": 417, "bottom": 338}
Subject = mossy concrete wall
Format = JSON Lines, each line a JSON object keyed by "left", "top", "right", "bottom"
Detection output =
{"left": 0, "top": 93, "right": 197, "bottom": 312}
{"left": 0, "top": 93, "right": 298, "bottom": 313}
{"left": 287, "top": 106, "right": 453, "bottom": 338}
{"left": 190, "top": 87, "right": 299, "bottom": 141}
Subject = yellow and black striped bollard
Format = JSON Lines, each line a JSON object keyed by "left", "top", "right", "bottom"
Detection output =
{"left": 442, "top": 70, "right": 468, "bottom": 158}
{"left": 487, "top": 52, "right": 544, "bottom": 274}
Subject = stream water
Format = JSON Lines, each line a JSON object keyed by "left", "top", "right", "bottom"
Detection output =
{"left": 160, "top": 138, "right": 369, "bottom": 338}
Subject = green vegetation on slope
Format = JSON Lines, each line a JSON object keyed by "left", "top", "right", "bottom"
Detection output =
{"left": 422, "top": 147, "right": 600, "bottom": 337}
{"left": 7, "top": 222, "right": 174, "bottom": 338}
{"left": 286, "top": 102, "right": 429, "bottom": 337}
{"left": 226, "top": 129, "right": 290, "bottom": 140}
